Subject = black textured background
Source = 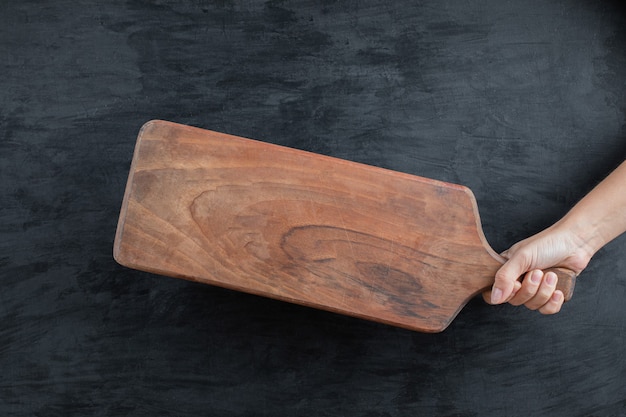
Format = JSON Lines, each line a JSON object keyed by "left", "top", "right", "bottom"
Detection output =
{"left": 2, "top": 1, "right": 626, "bottom": 416}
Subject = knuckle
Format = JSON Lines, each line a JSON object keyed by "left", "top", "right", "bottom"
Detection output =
{"left": 525, "top": 292, "right": 553, "bottom": 310}
{"left": 493, "top": 271, "right": 510, "bottom": 286}
{"left": 517, "top": 287, "right": 536, "bottom": 299}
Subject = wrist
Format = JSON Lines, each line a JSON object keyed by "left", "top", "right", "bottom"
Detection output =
{"left": 554, "top": 214, "right": 602, "bottom": 263}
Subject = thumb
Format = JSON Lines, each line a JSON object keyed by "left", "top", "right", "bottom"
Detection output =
{"left": 491, "top": 255, "right": 529, "bottom": 304}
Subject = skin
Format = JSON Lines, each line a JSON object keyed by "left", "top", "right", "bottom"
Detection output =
{"left": 483, "top": 160, "right": 626, "bottom": 314}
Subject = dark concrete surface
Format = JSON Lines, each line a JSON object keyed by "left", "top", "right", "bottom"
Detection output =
{"left": 1, "top": 1, "right": 625, "bottom": 416}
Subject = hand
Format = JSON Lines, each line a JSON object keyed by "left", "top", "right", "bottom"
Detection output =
{"left": 483, "top": 160, "right": 626, "bottom": 314}
{"left": 483, "top": 223, "right": 593, "bottom": 314}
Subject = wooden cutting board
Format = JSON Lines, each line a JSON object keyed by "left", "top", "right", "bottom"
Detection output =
{"left": 114, "top": 120, "right": 575, "bottom": 332}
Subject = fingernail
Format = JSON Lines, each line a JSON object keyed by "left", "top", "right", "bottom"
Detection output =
{"left": 491, "top": 288, "right": 503, "bottom": 304}
{"left": 530, "top": 270, "right": 542, "bottom": 284}
{"left": 546, "top": 272, "right": 557, "bottom": 286}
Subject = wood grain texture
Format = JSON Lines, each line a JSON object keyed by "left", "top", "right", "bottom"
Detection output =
{"left": 115, "top": 120, "right": 575, "bottom": 332}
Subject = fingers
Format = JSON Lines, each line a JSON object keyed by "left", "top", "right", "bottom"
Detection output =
{"left": 484, "top": 269, "right": 565, "bottom": 315}
{"left": 508, "top": 270, "right": 564, "bottom": 314}
{"left": 491, "top": 255, "right": 529, "bottom": 304}
{"left": 483, "top": 280, "right": 522, "bottom": 305}
{"left": 538, "top": 290, "right": 564, "bottom": 315}
{"left": 508, "top": 270, "right": 543, "bottom": 306}
{"left": 524, "top": 271, "right": 558, "bottom": 311}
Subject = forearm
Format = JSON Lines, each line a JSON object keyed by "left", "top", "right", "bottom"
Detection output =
{"left": 556, "top": 160, "right": 626, "bottom": 257}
